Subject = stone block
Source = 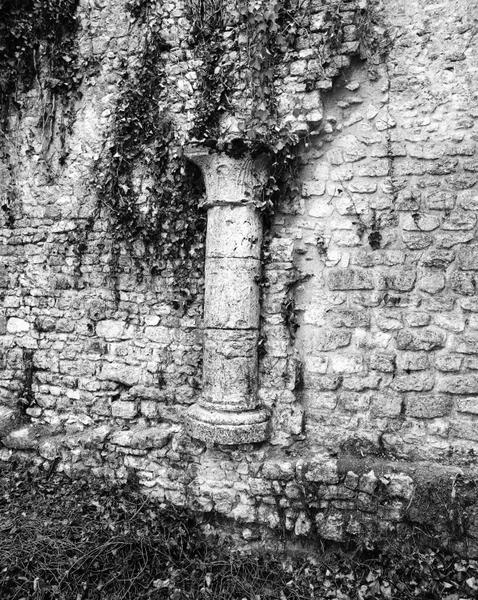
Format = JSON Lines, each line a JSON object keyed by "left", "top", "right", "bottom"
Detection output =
{"left": 294, "top": 512, "right": 312, "bottom": 536}
{"left": 304, "top": 355, "right": 328, "bottom": 374}
{"left": 391, "top": 373, "right": 434, "bottom": 392}
{"left": 326, "top": 308, "right": 370, "bottom": 328}
{"left": 308, "top": 329, "right": 351, "bottom": 352}
{"left": 459, "top": 191, "right": 478, "bottom": 211}
{"left": 25, "top": 407, "right": 42, "bottom": 418}
{"left": 375, "top": 312, "right": 402, "bottom": 331}
{"left": 99, "top": 364, "right": 142, "bottom": 386}
{"left": 418, "top": 272, "right": 445, "bottom": 294}
{"left": 0, "top": 406, "right": 17, "bottom": 436}
{"left": 401, "top": 214, "right": 440, "bottom": 232}
{"left": 405, "top": 394, "right": 451, "bottom": 419}
{"left": 144, "top": 326, "right": 172, "bottom": 344}
{"left": 327, "top": 268, "right": 373, "bottom": 290}
{"left": 111, "top": 424, "right": 173, "bottom": 449}
{"left": 202, "top": 329, "right": 258, "bottom": 411}
{"left": 140, "top": 400, "right": 159, "bottom": 418}
{"left": 6, "top": 317, "right": 30, "bottom": 333}
{"left": 303, "top": 456, "right": 339, "bottom": 484}
{"left": 370, "top": 391, "right": 402, "bottom": 417}
{"left": 2, "top": 425, "right": 53, "bottom": 450}
{"left": 426, "top": 190, "right": 456, "bottom": 210}
{"left": 451, "top": 419, "right": 478, "bottom": 442}
{"left": 342, "top": 373, "right": 381, "bottom": 391}
{"left": 96, "top": 319, "right": 125, "bottom": 339}
{"left": 204, "top": 257, "right": 260, "bottom": 329}
{"left": 111, "top": 400, "right": 138, "bottom": 419}
{"left": 386, "top": 474, "right": 413, "bottom": 500}
{"left": 86, "top": 298, "right": 108, "bottom": 321}
{"left": 420, "top": 249, "right": 455, "bottom": 269}
{"left": 433, "top": 313, "right": 465, "bottom": 333}
{"left": 397, "top": 352, "right": 429, "bottom": 371}
{"left": 454, "top": 332, "right": 478, "bottom": 354}
{"left": 316, "top": 512, "right": 344, "bottom": 541}
{"left": 348, "top": 180, "right": 377, "bottom": 194}
{"left": 302, "top": 90, "right": 322, "bottom": 112}
{"left": 128, "top": 385, "right": 168, "bottom": 402}
{"left": 305, "top": 374, "right": 342, "bottom": 391}
{"left": 56, "top": 319, "right": 75, "bottom": 333}
{"left": 442, "top": 211, "right": 476, "bottom": 231}
{"left": 404, "top": 312, "right": 431, "bottom": 327}
{"left": 436, "top": 230, "right": 474, "bottom": 248}
{"left": 449, "top": 271, "right": 475, "bottom": 296}
{"left": 340, "top": 391, "right": 371, "bottom": 412}
{"left": 383, "top": 266, "right": 416, "bottom": 292}
{"left": 395, "top": 189, "right": 420, "bottom": 211}
{"left": 457, "top": 246, "right": 478, "bottom": 270}
{"left": 303, "top": 180, "right": 326, "bottom": 197}
{"left": 456, "top": 398, "right": 478, "bottom": 415}
{"left": 359, "top": 470, "right": 378, "bottom": 494}
{"left": 435, "top": 354, "right": 463, "bottom": 372}
{"left": 369, "top": 352, "right": 396, "bottom": 372}
{"left": 396, "top": 329, "right": 445, "bottom": 351}
{"left": 437, "top": 374, "right": 478, "bottom": 394}
{"left": 329, "top": 354, "right": 364, "bottom": 373}
{"left": 460, "top": 298, "right": 478, "bottom": 312}
{"left": 206, "top": 205, "right": 261, "bottom": 259}
{"left": 38, "top": 438, "right": 61, "bottom": 460}
{"left": 34, "top": 316, "right": 56, "bottom": 332}
{"left": 421, "top": 297, "right": 456, "bottom": 312}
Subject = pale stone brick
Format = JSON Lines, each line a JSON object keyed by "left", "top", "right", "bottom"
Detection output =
{"left": 405, "top": 394, "right": 451, "bottom": 419}
{"left": 6, "top": 317, "right": 30, "bottom": 333}
{"left": 111, "top": 401, "right": 137, "bottom": 419}
{"left": 96, "top": 319, "right": 125, "bottom": 339}
{"left": 396, "top": 329, "right": 446, "bottom": 351}
{"left": 437, "top": 374, "right": 478, "bottom": 394}
{"left": 327, "top": 268, "right": 373, "bottom": 290}
{"left": 370, "top": 391, "right": 402, "bottom": 417}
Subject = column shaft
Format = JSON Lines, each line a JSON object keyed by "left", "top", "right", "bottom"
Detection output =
{"left": 184, "top": 149, "right": 270, "bottom": 444}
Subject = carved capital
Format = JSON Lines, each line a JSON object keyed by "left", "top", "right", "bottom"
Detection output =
{"left": 184, "top": 146, "right": 269, "bottom": 208}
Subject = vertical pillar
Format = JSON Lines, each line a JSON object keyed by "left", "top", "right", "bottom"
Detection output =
{"left": 184, "top": 146, "right": 270, "bottom": 444}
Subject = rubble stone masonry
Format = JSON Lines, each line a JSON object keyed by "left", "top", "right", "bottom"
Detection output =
{"left": 1, "top": 0, "right": 478, "bottom": 554}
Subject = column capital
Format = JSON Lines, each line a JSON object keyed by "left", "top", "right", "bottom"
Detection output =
{"left": 184, "top": 145, "right": 269, "bottom": 208}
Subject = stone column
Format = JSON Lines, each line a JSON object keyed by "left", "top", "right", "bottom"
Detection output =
{"left": 184, "top": 146, "right": 270, "bottom": 444}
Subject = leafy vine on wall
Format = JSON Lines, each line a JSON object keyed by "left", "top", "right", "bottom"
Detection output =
{"left": 0, "top": 0, "right": 81, "bottom": 226}
{"left": 0, "top": 0, "right": 80, "bottom": 134}
{"left": 0, "top": 0, "right": 388, "bottom": 304}
{"left": 93, "top": 0, "right": 206, "bottom": 306}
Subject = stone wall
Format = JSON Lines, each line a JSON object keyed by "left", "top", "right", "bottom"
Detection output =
{"left": 289, "top": 0, "right": 478, "bottom": 462}
{"left": 1, "top": 0, "right": 478, "bottom": 554}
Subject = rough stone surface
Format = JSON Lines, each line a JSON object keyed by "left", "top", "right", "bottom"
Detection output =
{"left": 0, "top": 0, "right": 478, "bottom": 555}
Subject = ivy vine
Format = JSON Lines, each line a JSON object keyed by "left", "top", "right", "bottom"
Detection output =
{"left": 0, "top": 0, "right": 80, "bottom": 132}
{"left": 0, "top": 0, "right": 81, "bottom": 226}
{"left": 92, "top": 0, "right": 388, "bottom": 304}
{"left": 94, "top": 0, "right": 206, "bottom": 307}
{"left": 185, "top": 0, "right": 315, "bottom": 214}
{"left": 0, "top": 0, "right": 388, "bottom": 308}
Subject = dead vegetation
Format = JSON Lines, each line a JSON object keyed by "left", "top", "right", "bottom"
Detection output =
{"left": 0, "top": 460, "right": 477, "bottom": 599}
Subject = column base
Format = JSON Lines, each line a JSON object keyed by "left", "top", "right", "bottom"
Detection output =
{"left": 186, "top": 404, "right": 270, "bottom": 445}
